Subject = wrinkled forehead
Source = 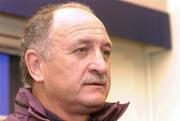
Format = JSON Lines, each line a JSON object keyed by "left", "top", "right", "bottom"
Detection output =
{"left": 52, "top": 7, "right": 106, "bottom": 31}
{"left": 50, "top": 7, "right": 111, "bottom": 46}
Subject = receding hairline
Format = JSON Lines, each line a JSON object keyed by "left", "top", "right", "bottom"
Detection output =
{"left": 51, "top": 7, "right": 106, "bottom": 36}
{"left": 52, "top": 2, "right": 95, "bottom": 20}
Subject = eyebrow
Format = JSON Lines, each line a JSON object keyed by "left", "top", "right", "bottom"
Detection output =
{"left": 77, "top": 39, "right": 92, "bottom": 45}
{"left": 103, "top": 42, "right": 112, "bottom": 49}
{"left": 76, "top": 39, "right": 112, "bottom": 48}
{"left": 76, "top": 39, "right": 112, "bottom": 49}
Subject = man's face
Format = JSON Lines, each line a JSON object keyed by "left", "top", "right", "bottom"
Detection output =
{"left": 43, "top": 8, "right": 112, "bottom": 112}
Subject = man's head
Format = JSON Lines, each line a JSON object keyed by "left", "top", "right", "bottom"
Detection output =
{"left": 21, "top": 2, "right": 94, "bottom": 85}
{"left": 21, "top": 2, "right": 112, "bottom": 115}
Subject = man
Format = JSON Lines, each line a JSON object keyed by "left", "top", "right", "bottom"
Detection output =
{"left": 5, "top": 2, "right": 129, "bottom": 121}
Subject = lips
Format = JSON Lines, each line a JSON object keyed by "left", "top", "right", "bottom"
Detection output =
{"left": 82, "top": 73, "right": 108, "bottom": 86}
{"left": 83, "top": 77, "right": 107, "bottom": 86}
{"left": 84, "top": 81, "right": 106, "bottom": 86}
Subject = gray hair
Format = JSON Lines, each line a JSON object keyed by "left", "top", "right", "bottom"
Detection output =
{"left": 20, "top": 2, "right": 95, "bottom": 86}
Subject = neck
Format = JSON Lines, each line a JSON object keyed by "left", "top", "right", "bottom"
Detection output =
{"left": 32, "top": 84, "right": 90, "bottom": 121}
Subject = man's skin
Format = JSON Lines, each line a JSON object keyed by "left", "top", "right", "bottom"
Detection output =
{"left": 25, "top": 7, "right": 112, "bottom": 121}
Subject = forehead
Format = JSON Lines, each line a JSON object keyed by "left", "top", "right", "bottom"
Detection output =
{"left": 52, "top": 7, "right": 106, "bottom": 33}
{"left": 53, "top": 7, "right": 102, "bottom": 26}
{"left": 50, "top": 7, "right": 111, "bottom": 45}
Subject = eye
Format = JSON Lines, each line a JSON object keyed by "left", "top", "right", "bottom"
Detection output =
{"left": 76, "top": 47, "right": 88, "bottom": 53}
{"left": 103, "top": 49, "right": 111, "bottom": 58}
{"left": 77, "top": 48, "right": 88, "bottom": 52}
{"left": 73, "top": 47, "right": 89, "bottom": 56}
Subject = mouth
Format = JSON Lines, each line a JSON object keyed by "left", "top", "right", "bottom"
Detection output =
{"left": 84, "top": 82, "right": 106, "bottom": 86}
{"left": 83, "top": 74, "right": 108, "bottom": 87}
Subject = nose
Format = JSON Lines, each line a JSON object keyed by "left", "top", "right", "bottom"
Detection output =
{"left": 88, "top": 50, "right": 108, "bottom": 75}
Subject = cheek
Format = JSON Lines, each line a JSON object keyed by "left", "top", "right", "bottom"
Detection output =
{"left": 45, "top": 60, "right": 85, "bottom": 90}
{"left": 43, "top": 66, "right": 82, "bottom": 101}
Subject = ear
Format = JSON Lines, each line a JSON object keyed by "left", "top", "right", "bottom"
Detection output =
{"left": 25, "top": 49, "right": 45, "bottom": 82}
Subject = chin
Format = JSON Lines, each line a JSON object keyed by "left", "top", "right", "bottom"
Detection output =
{"left": 84, "top": 96, "right": 106, "bottom": 109}
{"left": 73, "top": 96, "right": 107, "bottom": 114}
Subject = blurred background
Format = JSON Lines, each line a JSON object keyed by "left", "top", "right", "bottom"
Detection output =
{"left": 0, "top": 0, "right": 179, "bottom": 121}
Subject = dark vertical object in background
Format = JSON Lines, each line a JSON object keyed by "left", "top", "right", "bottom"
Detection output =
{"left": 0, "top": 53, "right": 9, "bottom": 115}
{"left": 9, "top": 55, "right": 22, "bottom": 113}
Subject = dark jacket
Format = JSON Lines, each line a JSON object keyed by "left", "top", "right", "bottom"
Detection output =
{"left": 5, "top": 88, "right": 129, "bottom": 121}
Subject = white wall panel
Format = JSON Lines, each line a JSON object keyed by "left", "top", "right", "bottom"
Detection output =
{"left": 108, "top": 38, "right": 149, "bottom": 121}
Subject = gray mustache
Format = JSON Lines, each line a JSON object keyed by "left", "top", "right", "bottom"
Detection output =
{"left": 83, "top": 74, "right": 107, "bottom": 85}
